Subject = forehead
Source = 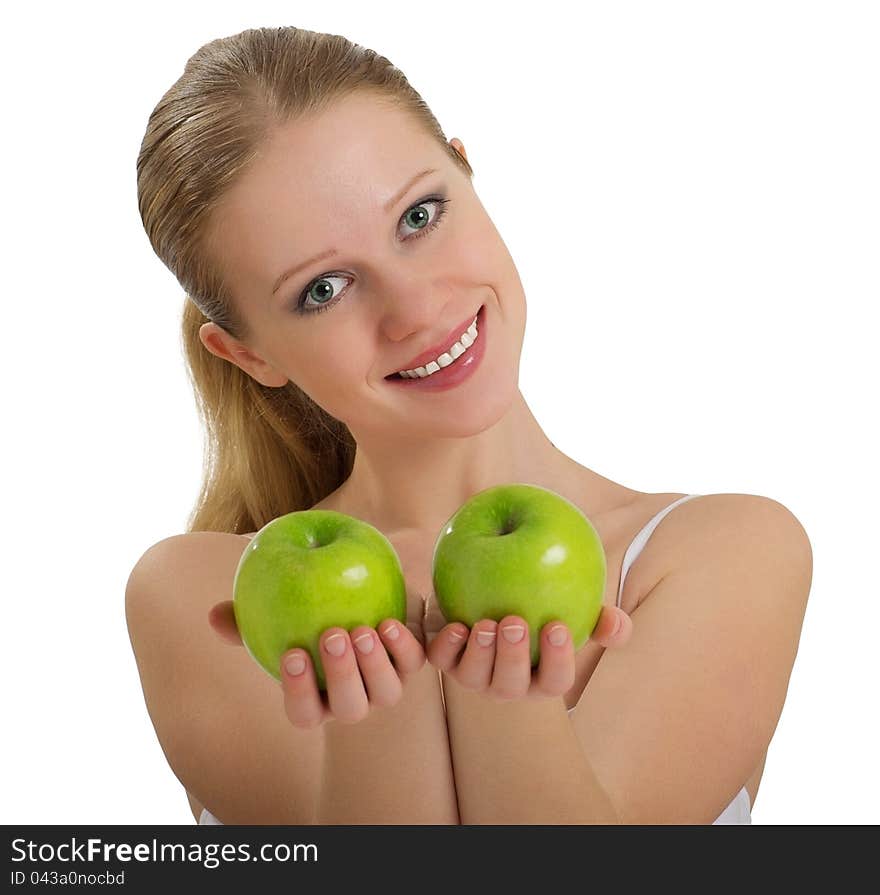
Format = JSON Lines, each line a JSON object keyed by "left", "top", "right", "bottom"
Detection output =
{"left": 209, "top": 93, "right": 445, "bottom": 296}
{"left": 227, "top": 95, "right": 440, "bottom": 218}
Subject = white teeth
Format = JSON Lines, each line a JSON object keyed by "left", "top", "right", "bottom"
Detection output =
{"left": 398, "top": 313, "right": 480, "bottom": 379}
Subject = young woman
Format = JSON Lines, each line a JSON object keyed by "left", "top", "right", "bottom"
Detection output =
{"left": 128, "top": 26, "right": 813, "bottom": 825}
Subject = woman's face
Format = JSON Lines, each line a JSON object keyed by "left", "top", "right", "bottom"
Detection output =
{"left": 201, "top": 92, "right": 527, "bottom": 441}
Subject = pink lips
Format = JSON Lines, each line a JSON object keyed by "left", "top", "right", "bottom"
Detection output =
{"left": 387, "top": 307, "right": 482, "bottom": 377}
{"left": 385, "top": 304, "right": 487, "bottom": 391}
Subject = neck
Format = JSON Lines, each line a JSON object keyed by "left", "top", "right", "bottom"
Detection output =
{"left": 330, "top": 388, "right": 585, "bottom": 538}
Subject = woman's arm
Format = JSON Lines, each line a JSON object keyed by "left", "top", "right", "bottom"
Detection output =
{"left": 315, "top": 661, "right": 459, "bottom": 824}
{"left": 126, "top": 533, "right": 324, "bottom": 825}
{"left": 573, "top": 495, "right": 812, "bottom": 823}
{"left": 435, "top": 494, "right": 812, "bottom": 824}
{"left": 208, "top": 569, "right": 460, "bottom": 825}
{"left": 443, "top": 676, "right": 618, "bottom": 824}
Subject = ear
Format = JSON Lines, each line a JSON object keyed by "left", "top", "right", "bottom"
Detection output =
{"left": 198, "top": 322, "right": 289, "bottom": 388}
{"left": 450, "top": 137, "right": 468, "bottom": 164}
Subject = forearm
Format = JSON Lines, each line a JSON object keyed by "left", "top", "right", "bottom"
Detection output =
{"left": 443, "top": 675, "right": 619, "bottom": 825}
{"left": 314, "top": 663, "right": 460, "bottom": 824}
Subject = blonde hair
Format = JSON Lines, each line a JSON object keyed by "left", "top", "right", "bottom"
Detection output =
{"left": 136, "top": 26, "right": 474, "bottom": 535}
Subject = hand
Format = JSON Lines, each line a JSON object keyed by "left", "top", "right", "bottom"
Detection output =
{"left": 424, "top": 604, "right": 633, "bottom": 703}
{"left": 208, "top": 601, "right": 426, "bottom": 727}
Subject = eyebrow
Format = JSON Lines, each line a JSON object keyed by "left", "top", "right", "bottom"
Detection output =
{"left": 270, "top": 167, "right": 439, "bottom": 296}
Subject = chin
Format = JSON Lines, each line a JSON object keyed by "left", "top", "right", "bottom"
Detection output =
{"left": 403, "top": 369, "right": 520, "bottom": 440}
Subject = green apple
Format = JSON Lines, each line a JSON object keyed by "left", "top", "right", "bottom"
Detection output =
{"left": 233, "top": 509, "right": 407, "bottom": 690}
{"left": 432, "top": 483, "right": 606, "bottom": 666}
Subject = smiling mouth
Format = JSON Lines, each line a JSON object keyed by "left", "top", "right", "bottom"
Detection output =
{"left": 385, "top": 306, "right": 484, "bottom": 381}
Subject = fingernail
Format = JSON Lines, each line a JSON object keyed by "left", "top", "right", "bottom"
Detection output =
{"left": 476, "top": 629, "right": 496, "bottom": 647}
{"left": 449, "top": 629, "right": 465, "bottom": 643}
{"left": 502, "top": 624, "right": 525, "bottom": 644}
{"left": 324, "top": 633, "right": 346, "bottom": 656}
{"left": 612, "top": 613, "right": 623, "bottom": 637}
{"left": 548, "top": 625, "right": 567, "bottom": 646}
{"left": 354, "top": 632, "right": 375, "bottom": 655}
{"left": 284, "top": 653, "right": 306, "bottom": 676}
{"left": 382, "top": 623, "right": 400, "bottom": 640}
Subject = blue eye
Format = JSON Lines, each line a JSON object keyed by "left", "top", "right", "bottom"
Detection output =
{"left": 294, "top": 195, "right": 452, "bottom": 316}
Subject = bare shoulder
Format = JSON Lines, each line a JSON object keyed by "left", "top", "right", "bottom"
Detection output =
{"left": 622, "top": 492, "right": 812, "bottom": 610}
{"left": 573, "top": 493, "right": 813, "bottom": 822}
{"left": 124, "top": 530, "right": 323, "bottom": 825}
{"left": 126, "top": 531, "right": 248, "bottom": 595}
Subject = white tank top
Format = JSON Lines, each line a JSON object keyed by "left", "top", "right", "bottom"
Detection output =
{"left": 199, "top": 494, "right": 751, "bottom": 825}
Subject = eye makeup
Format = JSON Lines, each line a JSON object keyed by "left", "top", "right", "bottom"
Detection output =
{"left": 289, "top": 193, "right": 452, "bottom": 316}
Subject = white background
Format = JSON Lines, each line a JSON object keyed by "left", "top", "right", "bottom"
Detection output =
{"left": 3, "top": 0, "right": 877, "bottom": 825}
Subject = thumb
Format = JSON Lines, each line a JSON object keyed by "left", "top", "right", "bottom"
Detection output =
{"left": 589, "top": 605, "right": 632, "bottom": 648}
{"left": 208, "top": 600, "right": 243, "bottom": 646}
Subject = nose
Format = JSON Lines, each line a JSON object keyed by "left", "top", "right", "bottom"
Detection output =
{"left": 378, "top": 289, "right": 454, "bottom": 344}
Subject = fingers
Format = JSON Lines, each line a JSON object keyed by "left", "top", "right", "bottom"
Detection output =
{"left": 348, "top": 625, "right": 403, "bottom": 709}
{"left": 452, "top": 620, "right": 498, "bottom": 692}
{"left": 280, "top": 648, "right": 328, "bottom": 729}
{"left": 490, "top": 617, "right": 532, "bottom": 700}
{"left": 280, "top": 620, "right": 425, "bottom": 729}
{"left": 533, "top": 621, "right": 576, "bottom": 696}
{"left": 208, "top": 601, "right": 242, "bottom": 646}
{"left": 431, "top": 616, "right": 576, "bottom": 703}
{"left": 589, "top": 606, "right": 632, "bottom": 649}
{"left": 377, "top": 619, "right": 427, "bottom": 680}
{"left": 315, "top": 629, "right": 370, "bottom": 724}
{"left": 425, "top": 622, "right": 469, "bottom": 670}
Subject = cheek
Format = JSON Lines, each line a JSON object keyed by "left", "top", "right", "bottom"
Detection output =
{"left": 293, "top": 336, "right": 372, "bottom": 396}
{"left": 449, "top": 215, "right": 515, "bottom": 284}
